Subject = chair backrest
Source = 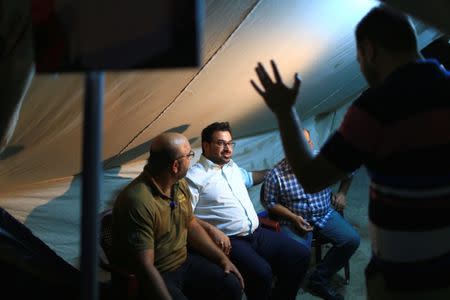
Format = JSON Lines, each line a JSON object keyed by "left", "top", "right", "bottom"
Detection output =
{"left": 99, "top": 208, "right": 139, "bottom": 300}
{"left": 100, "top": 208, "right": 113, "bottom": 264}
{"left": 259, "top": 182, "right": 266, "bottom": 204}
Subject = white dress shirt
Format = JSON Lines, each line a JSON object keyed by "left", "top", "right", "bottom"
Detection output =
{"left": 186, "top": 155, "right": 260, "bottom": 236}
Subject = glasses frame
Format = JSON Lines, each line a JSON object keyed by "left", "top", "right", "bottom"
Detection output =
{"left": 211, "top": 139, "right": 236, "bottom": 148}
{"left": 175, "top": 150, "right": 195, "bottom": 161}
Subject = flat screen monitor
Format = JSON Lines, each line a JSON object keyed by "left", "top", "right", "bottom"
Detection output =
{"left": 31, "top": 0, "right": 203, "bottom": 72}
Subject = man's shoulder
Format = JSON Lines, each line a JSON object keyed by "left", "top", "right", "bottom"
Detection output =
{"left": 186, "top": 161, "right": 207, "bottom": 180}
{"left": 267, "top": 159, "right": 286, "bottom": 177}
{"left": 352, "top": 88, "right": 377, "bottom": 108}
{"left": 177, "top": 178, "right": 191, "bottom": 194}
{"left": 116, "top": 176, "right": 153, "bottom": 208}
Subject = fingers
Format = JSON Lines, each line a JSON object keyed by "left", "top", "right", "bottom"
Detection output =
{"left": 298, "top": 215, "right": 311, "bottom": 227}
{"left": 300, "top": 219, "right": 311, "bottom": 227}
{"left": 303, "top": 225, "right": 314, "bottom": 232}
{"left": 225, "top": 244, "right": 231, "bottom": 256}
{"left": 293, "top": 73, "right": 301, "bottom": 91}
{"left": 255, "top": 63, "right": 274, "bottom": 88}
{"left": 217, "top": 239, "right": 232, "bottom": 255}
{"left": 229, "top": 266, "right": 245, "bottom": 289}
{"left": 299, "top": 222, "right": 313, "bottom": 232}
{"left": 222, "top": 241, "right": 232, "bottom": 256}
{"left": 296, "top": 216, "right": 313, "bottom": 232}
{"left": 250, "top": 80, "right": 265, "bottom": 96}
{"left": 270, "top": 59, "right": 282, "bottom": 83}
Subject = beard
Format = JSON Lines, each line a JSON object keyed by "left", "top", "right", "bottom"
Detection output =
{"left": 361, "top": 61, "right": 382, "bottom": 87}
{"left": 209, "top": 151, "right": 231, "bottom": 166}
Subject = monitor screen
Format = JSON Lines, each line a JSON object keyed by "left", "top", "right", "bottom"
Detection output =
{"left": 31, "top": 0, "right": 203, "bottom": 72}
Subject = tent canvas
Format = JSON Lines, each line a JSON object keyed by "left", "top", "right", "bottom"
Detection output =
{"left": 0, "top": 0, "right": 447, "bottom": 298}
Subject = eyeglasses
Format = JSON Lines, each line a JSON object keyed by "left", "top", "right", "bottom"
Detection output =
{"left": 176, "top": 150, "right": 195, "bottom": 161}
{"left": 212, "top": 139, "right": 236, "bottom": 148}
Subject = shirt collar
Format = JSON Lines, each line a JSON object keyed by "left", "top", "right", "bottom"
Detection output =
{"left": 279, "top": 158, "right": 292, "bottom": 172}
{"left": 199, "top": 154, "right": 234, "bottom": 170}
{"left": 143, "top": 164, "right": 179, "bottom": 200}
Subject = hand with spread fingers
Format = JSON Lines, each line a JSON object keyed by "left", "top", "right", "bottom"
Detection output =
{"left": 251, "top": 60, "right": 301, "bottom": 115}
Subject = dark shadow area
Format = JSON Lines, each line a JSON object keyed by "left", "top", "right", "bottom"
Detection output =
{"left": 103, "top": 124, "right": 190, "bottom": 169}
{"left": 16, "top": 165, "right": 131, "bottom": 300}
{"left": 0, "top": 145, "right": 24, "bottom": 160}
{"left": 0, "top": 207, "right": 111, "bottom": 300}
{"left": 421, "top": 35, "right": 450, "bottom": 69}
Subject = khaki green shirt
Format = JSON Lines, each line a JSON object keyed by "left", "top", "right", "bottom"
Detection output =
{"left": 112, "top": 166, "right": 194, "bottom": 273}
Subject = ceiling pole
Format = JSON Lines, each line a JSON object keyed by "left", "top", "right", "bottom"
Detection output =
{"left": 81, "top": 71, "right": 104, "bottom": 300}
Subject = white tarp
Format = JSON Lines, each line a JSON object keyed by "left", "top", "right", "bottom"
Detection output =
{"left": 0, "top": 0, "right": 442, "bottom": 268}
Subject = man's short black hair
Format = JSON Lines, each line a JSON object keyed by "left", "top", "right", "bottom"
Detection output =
{"left": 356, "top": 4, "right": 417, "bottom": 53}
{"left": 201, "top": 122, "right": 233, "bottom": 143}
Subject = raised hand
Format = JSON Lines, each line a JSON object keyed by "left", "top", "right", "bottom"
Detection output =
{"left": 251, "top": 60, "right": 301, "bottom": 115}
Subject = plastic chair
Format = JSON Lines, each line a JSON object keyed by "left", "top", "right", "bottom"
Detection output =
{"left": 257, "top": 209, "right": 280, "bottom": 232}
{"left": 99, "top": 208, "right": 139, "bottom": 300}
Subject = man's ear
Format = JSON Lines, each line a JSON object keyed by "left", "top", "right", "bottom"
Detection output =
{"left": 171, "top": 160, "right": 179, "bottom": 174}
{"left": 202, "top": 141, "right": 209, "bottom": 154}
{"left": 362, "top": 39, "right": 376, "bottom": 63}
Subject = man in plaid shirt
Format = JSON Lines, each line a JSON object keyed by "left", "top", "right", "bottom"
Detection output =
{"left": 262, "top": 129, "right": 360, "bottom": 300}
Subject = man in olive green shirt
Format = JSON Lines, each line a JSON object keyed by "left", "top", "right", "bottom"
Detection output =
{"left": 112, "top": 132, "right": 243, "bottom": 300}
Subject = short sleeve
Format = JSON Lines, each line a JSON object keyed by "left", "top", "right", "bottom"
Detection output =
{"left": 239, "top": 168, "right": 254, "bottom": 188}
{"left": 263, "top": 169, "right": 281, "bottom": 209}
{"left": 321, "top": 93, "right": 383, "bottom": 173}
{"left": 126, "top": 196, "right": 155, "bottom": 251}
{"left": 186, "top": 180, "right": 200, "bottom": 210}
{"left": 178, "top": 179, "right": 194, "bottom": 222}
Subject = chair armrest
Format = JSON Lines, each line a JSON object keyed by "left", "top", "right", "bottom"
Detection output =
{"left": 100, "top": 262, "right": 138, "bottom": 298}
{"left": 100, "top": 262, "right": 135, "bottom": 279}
{"left": 258, "top": 217, "right": 280, "bottom": 232}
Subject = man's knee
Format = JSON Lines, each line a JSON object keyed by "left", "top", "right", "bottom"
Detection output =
{"left": 290, "top": 240, "right": 312, "bottom": 268}
{"left": 276, "top": 239, "right": 311, "bottom": 279}
{"left": 344, "top": 232, "right": 360, "bottom": 253}
{"left": 220, "top": 273, "right": 243, "bottom": 300}
{"left": 252, "top": 262, "right": 274, "bottom": 287}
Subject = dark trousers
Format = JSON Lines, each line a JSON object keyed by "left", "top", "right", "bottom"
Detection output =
{"left": 161, "top": 251, "right": 242, "bottom": 300}
{"left": 230, "top": 227, "right": 311, "bottom": 300}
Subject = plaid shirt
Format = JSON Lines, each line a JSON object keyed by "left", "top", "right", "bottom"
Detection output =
{"left": 263, "top": 159, "right": 333, "bottom": 228}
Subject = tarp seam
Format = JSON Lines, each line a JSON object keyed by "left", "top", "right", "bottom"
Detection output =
{"left": 112, "top": 0, "right": 262, "bottom": 159}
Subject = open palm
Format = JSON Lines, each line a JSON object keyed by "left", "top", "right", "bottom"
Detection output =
{"left": 251, "top": 60, "right": 301, "bottom": 114}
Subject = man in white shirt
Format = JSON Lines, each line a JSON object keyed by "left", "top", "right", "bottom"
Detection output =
{"left": 186, "top": 122, "right": 311, "bottom": 300}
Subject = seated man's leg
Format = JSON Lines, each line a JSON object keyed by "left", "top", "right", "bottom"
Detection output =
{"left": 252, "top": 227, "right": 311, "bottom": 300}
{"left": 281, "top": 224, "right": 313, "bottom": 248}
{"left": 160, "top": 266, "right": 188, "bottom": 300}
{"left": 310, "top": 209, "right": 360, "bottom": 285}
{"left": 182, "top": 251, "right": 242, "bottom": 300}
{"left": 229, "top": 235, "right": 274, "bottom": 300}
